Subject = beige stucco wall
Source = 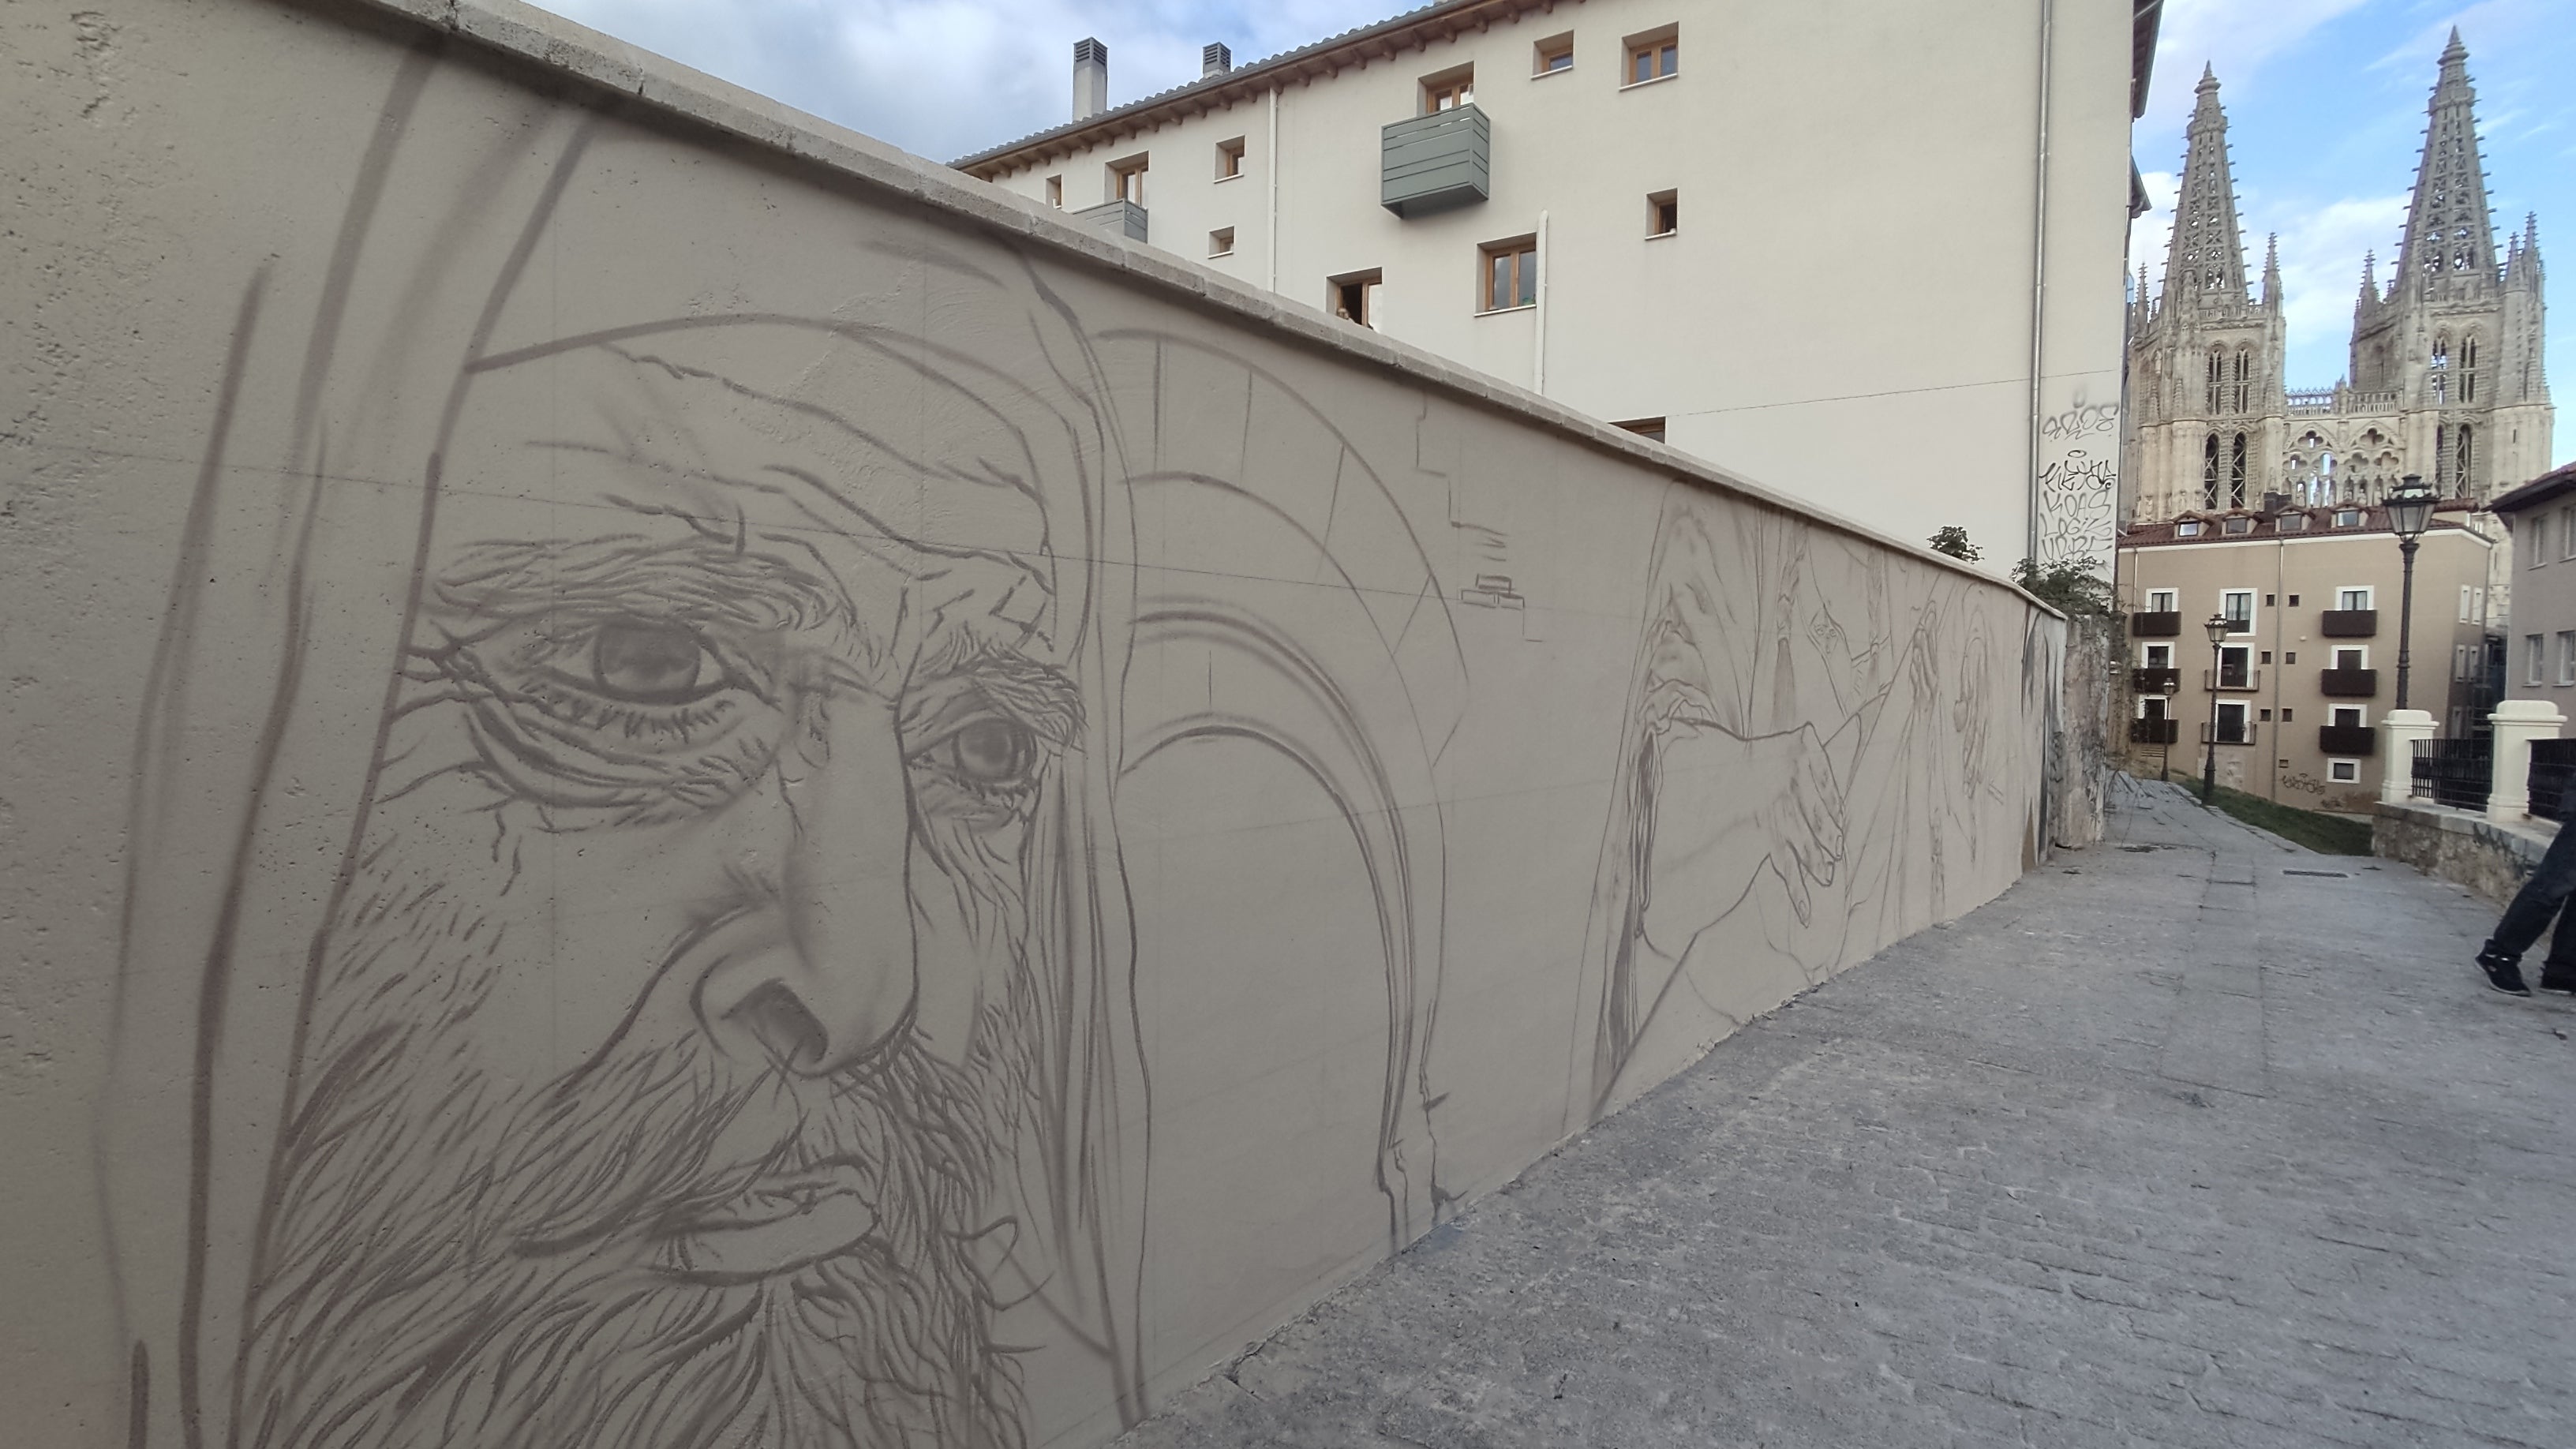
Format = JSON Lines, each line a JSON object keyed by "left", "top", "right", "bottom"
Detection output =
{"left": 978, "top": 0, "right": 2136, "bottom": 578}
{"left": 2, "top": 3, "right": 2071, "bottom": 1445}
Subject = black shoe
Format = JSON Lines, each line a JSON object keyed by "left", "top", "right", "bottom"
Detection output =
{"left": 2477, "top": 950, "right": 2533, "bottom": 996}
{"left": 2539, "top": 964, "right": 2576, "bottom": 994}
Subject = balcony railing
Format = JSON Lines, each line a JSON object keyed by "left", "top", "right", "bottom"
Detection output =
{"left": 2129, "top": 612, "right": 2182, "bottom": 638}
{"left": 2131, "top": 667, "right": 2181, "bottom": 695}
{"left": 2201, "top": 719, "right": 2252, "bottom": 746}
{"left": 2320, "top": 609, "right": 2378, "bottom": 638}
{"left": 2317, "top": 724, "right": 2376, "bottom": 756}
{"left": 1073, "top": 198, "right": 1148, "bottom": 242}
{"left": 1381, "top": 104, "right": 1490, "bottom": 217}
{"left": 2130, "top": 717, "right": 2181, "bottom": 744}
{"left": 2204, "top": 666, "right": 2262, "bottom": 692}
{"left": 2319, "top": 668, "right": 2379, "bottom": 698}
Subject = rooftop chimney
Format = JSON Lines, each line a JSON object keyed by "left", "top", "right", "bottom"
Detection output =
{"left": 1073, "top": 38, "right": 1108, "bottom": 121}
{"left": 1202, "top": 43, "right": 1232, "bottom": 77}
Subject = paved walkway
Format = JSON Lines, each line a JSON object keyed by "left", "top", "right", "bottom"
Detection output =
{"left": 1116, "top": 778, "right": 2576, "bottom": 1448}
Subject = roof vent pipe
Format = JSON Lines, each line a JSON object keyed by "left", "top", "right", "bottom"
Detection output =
{"left": 1073, "top": 38, "right": 1109, "bottom": 120}
{"left": 1203, "top": 43, "right": 1232, "bottom": 77}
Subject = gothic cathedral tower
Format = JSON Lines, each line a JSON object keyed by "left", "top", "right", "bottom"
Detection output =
{"left": 2124, "top": 66, "right": 2284, "bottom": 522}
{"left": 2124, "top": 32, "right": 2550, "bottom": 526}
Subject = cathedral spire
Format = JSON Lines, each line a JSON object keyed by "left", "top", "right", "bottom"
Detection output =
{"left": 2262, "top": 234, "right": 2281, "bottom": 309}
{"left": 2160, "top": 65, "right": 2252, "bottom": 315}
{"left": 2396, "top": 29, "right": 2498, "bottom": 296}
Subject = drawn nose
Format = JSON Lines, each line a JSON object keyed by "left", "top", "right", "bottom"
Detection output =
{"left": 696, "top": 703, "right": 919, "bottom": 1076}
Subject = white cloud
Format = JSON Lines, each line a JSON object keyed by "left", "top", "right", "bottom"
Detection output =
{"left": 2141, "top": 0, "right": 2372, "bottom": 139}
{"left": 2269, "top": 193, "right": 2410, "bottom": 384}
{"left": 540, "top": 0, "right": 1398, "bottom": 163}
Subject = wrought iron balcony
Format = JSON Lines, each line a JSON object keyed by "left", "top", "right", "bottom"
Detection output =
{"left": 2319, "top": 668, "right": 2379, "bottom": 698}
{"left": 1074, "top": 198, "right": 1148, "bottom": 242}
{"left": 2317, "top": 724, "right": 2376, "bottom": 755}
{"left": 2320, "top": 609, "right": 2378, "bottom": 638}
{"left": 2130, "top": 717, "right": 2181, "bottom": 744}
{"left": 2131, "top": 666, "right": 2181, "bottom": 695}
{"left": 2201, "top": 719, "right": 2252, "bottom": 746}
{"left": 2203, "top": 666, "right": 2262, "bottom": 692}
{"left": 1382, "top": 104, "right": 1490, "bottom": 216}
{"left": 2129, "top": 611, "right": 2182, "bottom": 638}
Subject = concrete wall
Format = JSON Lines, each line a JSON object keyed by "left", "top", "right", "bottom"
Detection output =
{"left": 974, "top": 0, "right": 2136, "bottom": 578}
{"left": 1, "top": 3, "right": 2070, "bottom": 1445}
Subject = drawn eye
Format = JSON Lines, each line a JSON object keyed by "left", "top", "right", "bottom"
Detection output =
{"left": 919, "top": 716, "right": 1037, "bottom": 788}
{"left": 591, "top": 621, "right": 721, "bottom": 703}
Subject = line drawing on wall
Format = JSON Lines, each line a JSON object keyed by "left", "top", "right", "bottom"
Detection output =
{"left": 97, "top": 64, "right": 1466, "bottom": 1449}
{"left": 1571, "top": 490, "right": 2029, "bottom": 1120}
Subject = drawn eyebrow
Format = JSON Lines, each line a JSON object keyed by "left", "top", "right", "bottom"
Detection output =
{"left": 900, "top": 646, "right": 1082, "bottom": 749}
{"left": 426, "top": 534, "right": 860, "bottom": 645}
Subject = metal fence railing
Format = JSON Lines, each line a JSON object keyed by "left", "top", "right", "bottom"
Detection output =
{"left": 2413, "top": 737, "right": 2492, "bottom": 813}
{"left": 2529, "top": 739, "right": 2576, "bottom": 822}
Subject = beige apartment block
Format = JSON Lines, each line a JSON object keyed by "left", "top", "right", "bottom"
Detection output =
{"left": 2118, "top": 507, "right": 2495, "bottom": 812}
{"left": 954, "top": 0, "right": 2154, "bottom": 575}
{"left": 2492, "top": 463, "right": 2576, "bottom": 707}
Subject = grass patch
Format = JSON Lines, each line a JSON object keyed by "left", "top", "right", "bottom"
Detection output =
{"left": 2189, "top": 779, "right": 2373, "bottom": 854}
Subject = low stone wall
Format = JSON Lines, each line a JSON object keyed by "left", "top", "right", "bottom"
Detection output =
{"left": 2372, "top": 799, "right": 2555, "bottom": 906}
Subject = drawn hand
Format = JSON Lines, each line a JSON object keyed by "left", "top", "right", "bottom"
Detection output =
{"left": 1753, "top": 724, "right": 1847, "bottom": 923}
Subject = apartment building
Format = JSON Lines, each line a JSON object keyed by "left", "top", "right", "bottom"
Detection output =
{"left": 2118, "top": 503, "right": 2495, "bottom": 811}
{"left": 953, "top": 0, "right": 2156, "bottom": 574}
{"left": 2492, "top": 462, "right": 2576, "bottom": 710}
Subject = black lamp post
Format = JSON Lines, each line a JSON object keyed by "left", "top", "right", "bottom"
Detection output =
{"left": 2161, "top": 674, "right": 2181, "bottom": 783}
{"left": 2201, "top": 612, "right": 2230, "bottom": 805}
{"left": 2387, "top": 474, "right": 2437, "bottom": 711}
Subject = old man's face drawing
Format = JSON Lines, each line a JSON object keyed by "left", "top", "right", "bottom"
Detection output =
{"left": 238, "top": 331, "right": 1093, "bottom": 1447}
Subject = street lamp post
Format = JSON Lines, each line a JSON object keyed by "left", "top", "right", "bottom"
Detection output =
{"left": 2161, "top": 675, "right": 2181, "bottom": 783}
{"left": 2387, "top": 474, "right": 2437, "bottom": 711}
{"left": 2202, "top": 613, "right": 2230, "bottom": 805}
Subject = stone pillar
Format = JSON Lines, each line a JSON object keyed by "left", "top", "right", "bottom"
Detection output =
{"left": 2486, "top": 698, "right": 2567, "bottom": 822}
{"left": 2379, "top": 709, "right": 2438, "bottom": 805}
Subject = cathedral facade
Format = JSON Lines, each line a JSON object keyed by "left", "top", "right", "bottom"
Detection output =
{"left": 2123, "top": 34, "right": 2551, "bottom": 526}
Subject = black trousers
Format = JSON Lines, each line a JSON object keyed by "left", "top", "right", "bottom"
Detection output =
{"left": 2484, "top": 817, "right": 2576, "bottom": 967}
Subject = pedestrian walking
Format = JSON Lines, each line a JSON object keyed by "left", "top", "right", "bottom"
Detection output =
{"left": 2475, "top": 799, "right": 2576, "bottom": 996}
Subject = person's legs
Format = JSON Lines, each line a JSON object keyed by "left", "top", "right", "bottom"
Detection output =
{"left": 2479, "top": 822, "right": 2576, "bottom": 994}
{"left": 2540, "top": 895, "right": 2576, "bottom": 992}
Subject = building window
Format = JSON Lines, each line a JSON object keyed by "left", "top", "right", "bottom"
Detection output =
{"left": 2331, "top": 646, "right": 2366, "bottom": 671}
{"left": 2284, "top": 651, "right": 2297, "bottom": 665}
{"left": 2558, "top": 631, "right": 2575, "bottom": 687}
{"left": 2224, "top": 517, "right": 2253, "bottom": 535}
{"left": 1533, "top": 32, "right": 1574, "bottom": 74}
{"left": 2529, "top": 635, "right": 2546, "bottom": 687}
{"left": 2460, "top": 585, "right": 2473, "bottom": 622}
{"left": 2147, "top": 589, "right": 2178, "bottom": 612}
{"left": 2142, "top": 642, "right": 2174, "bottom": 668}
{"left": 2177, "top": 520, "right": 2203, "bottom": 537}
{"left": 1044, "top": 174, "right": 1062, "bottom": 208}
{"left": 1479, "top": 236, "right": 1537, "bottom": 313}
{"left": 2260, "top": 650, "right": 2274, "bottom": 665}
{"left": 2206, "top": 347, "right": 2224, "bottom": 413}
{"left": 2338, "top": 586, "right": 2372, "bottom": 611}
{"left": 2474, "top": 586, "right": 2486, "bottom": 622}
{"left": 2215, "top": 701, "right": 2249, "bottom": 743}
{"left": 2217, "top": 644, "right": 2252, "bottom": 688}
{"left": 2331, "top": 706, "right": 2364, "bottom": 729}
{"left": 1422, "top": 65, "right": 1475, "bottom": 113}
{"left": 2560, "top": 506, "right": 2574, "bottom": 561}
{"left": 2334, "top": 508, "right": 2362, "bottom": 528}
{"left": 2455, "top": 644, "right": 2471, "bottom": 681}
{"left": 2260, "top": 707, "right": 2274, "bottom": 722}
{"left": 2458, "top": 424, "right": 2474, "bottom": 492}
{"left": 1614, "top": 417, "right": 1668, "bottom": 443}
{"left": 1109, "top": 155, "right": 1148, "bottom": 205}
{"left": 1623, "top": 26, "right": 1679, "bottom": 85}
{"left": 2287, "top": 595, "right": 2300, "bottom": 608}
{"left": 2462, "top": 335, "right": 2479, "bottom": 402}
{"left": 1208, "top": 227, "right": 1235, "bottom": 258}
{"left": 2232, "top": 347, "right": 2250, "bottom": 414}
{"left": 1215, "top": 137, "right": 1245, "bottom": 180}
{"left": 2221, "top": 590, "right": 2254, "bottom": 632}
{"left": 2203, "top": 434, "right": 2221, "bottom": 508}
{"left": 1328, "top": 268, "right": 1380, "bottom": 326}
{"left": 2329, "top": 759, "right": 2361, "bottom": 784}
{"left": 2281, "top": 707, "right": 2294, "bottom": 722}
{"left": 1646, "top": 190, "right": 1678, "bottom": 237}
{"left": 2278, "top": 513, "right": 2308, "bottom": 532}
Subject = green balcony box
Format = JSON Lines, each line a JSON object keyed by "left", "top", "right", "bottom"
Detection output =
{"left": 1383, "top": 105, "right": 1490, "bottom": 217}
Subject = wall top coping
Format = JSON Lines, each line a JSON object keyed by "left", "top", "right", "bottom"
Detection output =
{"left": 333, "top": 0, "right": 2054, "bottom": 616}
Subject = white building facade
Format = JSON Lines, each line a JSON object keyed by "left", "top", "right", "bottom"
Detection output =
{"left": 956, "top": 0, "right": 2155, "bottom": 575}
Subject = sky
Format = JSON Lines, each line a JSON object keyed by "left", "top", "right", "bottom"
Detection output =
{"left": 543, "top": 0, "right": 2573, "bottom": 465}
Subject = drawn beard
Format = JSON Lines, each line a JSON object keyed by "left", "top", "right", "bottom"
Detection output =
{"left": 233, "top": 838, "right": 1032, "bottom": 1449}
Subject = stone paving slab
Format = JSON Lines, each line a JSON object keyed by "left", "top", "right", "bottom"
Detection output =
{"left": 1113, "top": 777, "right": 2576, "bottom": 1449}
